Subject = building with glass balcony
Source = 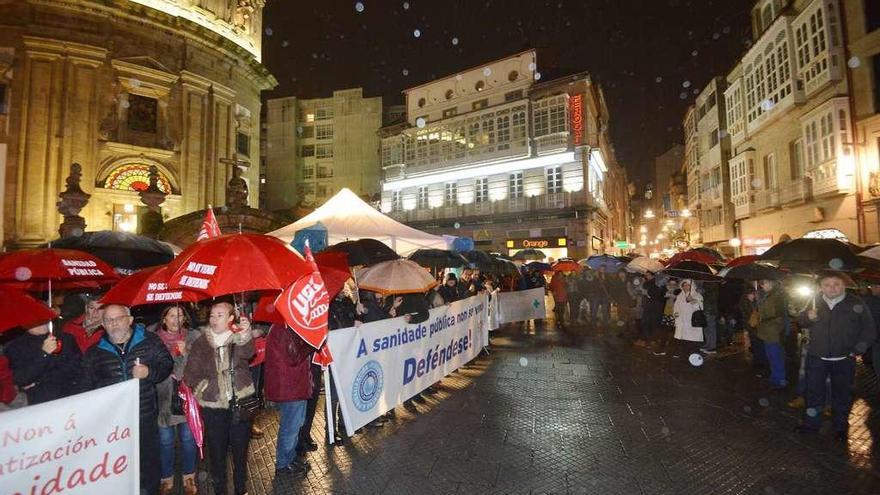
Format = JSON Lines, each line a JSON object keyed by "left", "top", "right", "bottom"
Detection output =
{"left": 378, "top": 50, "right": 629, "bottom": 260}
{"left": 722, "top": 0, "right": 860, "bottom": 252}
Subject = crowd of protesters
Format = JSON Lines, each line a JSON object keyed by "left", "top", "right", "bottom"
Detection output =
{"left": 543, "top": 264, "right": 878, "bottom": 443}
{"left": 1, "top": 253, "right": 879, "bottom": 495}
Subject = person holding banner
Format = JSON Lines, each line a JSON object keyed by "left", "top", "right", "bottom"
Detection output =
{"left": 264, "top": 322, "right": 314, "bottom": 477}
{"left": 78, "top": 304, "right": 174, "bottom": 495}
{"left": 7, "top": 319, "right": 81, "bottom": 405}
{"left": 184, "top": 301, "right": 256, "bottom": 495}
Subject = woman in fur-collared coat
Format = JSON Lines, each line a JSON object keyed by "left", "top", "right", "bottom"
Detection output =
{"left": 184, "top": 302, "right": 255, "bottom": 495}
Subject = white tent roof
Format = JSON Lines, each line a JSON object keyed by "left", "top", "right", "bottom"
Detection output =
{"left": 268, "top": 188, "right": 448, "bottom": 255}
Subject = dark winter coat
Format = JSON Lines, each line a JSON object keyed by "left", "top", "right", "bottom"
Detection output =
{"left": 6, "top": 331, "right": 81, "bottom": 405}
{"left": 264, "top": 324, "right": 313, "bottom": 402}
{"left": 643, "top": 279, "right": 666, "bottom": 327}
{"left": 329, "top": 295, "right": 356, "bottom": 330}
{"left": 183, "top": 328, "right": 255, "bottom": 410}
{"left": 798, "top": 293, "right": 877, "bottom": 358}
{"left": 78, "top": 325, "right": 173, "bottom": 424}
{"left": 394, "top": 294, "right": 430, "bottom": 324}
{"left": 756, "top": 288, "right": 786, "bottom": 343}
{"left": 438, "top": 283, "right": 460, "bottom": 304}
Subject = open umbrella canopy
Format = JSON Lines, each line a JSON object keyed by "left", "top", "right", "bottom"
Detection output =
{"left": 0, "top": 248, "right": 119, "bottom": 290}
{"left": 584, "top": 254, "right": 625, "bottom": 273}
{"left": 551, "top": 259, "right": 581, "bottom": 272}
{"left": 758, "top": 238, "right": 861, "bottom": 272}
{"left": 355, "top": 259, "right": 438, "bottom": 295}
{"left": 493, "top": 257, "right": 521, "bottom": 276}
{"left": 490, "top": 252, "right": 513, "bottom": 261}
{"left": 167, "top": 234, "right": 312, "bottom": 298}
{"left": 313, "top": 251, "right": 353, "bottom": 298}
{"left": 661, "top": 260, "right": 721, "bottom": 281}
{"left": 524, "top": 261, "right": 552, "bottom": 272}
{"left": 667, "top": 249, "right": 723, "bottom": 266}
{"left": 49, "top": 231, "right": 176, "bottom": 273}
{"left": 512, "top": 249, "right": 546, "bottom": 261}
{"left": 625, "top": 256, "right": 665, "bottom": 274}
{"left": 0, "top": 289, "right": 57, "bottom": 333}
{"left": 408, "top": 249, "right": 469, "bottom": 270}
{"left": 460, "top": 250, "right": 497, "bottom": 271}
{"left": 101, "top": 265, "right": 204, "bottom": 307}
{"left": 720, "top": 262, "right": 786, "bottom": 281}
{"left": 726, "top": 255, "right": 760, "bottom": 268}
{"left": 323, "top": 238, "right": 400, "bottom": 267}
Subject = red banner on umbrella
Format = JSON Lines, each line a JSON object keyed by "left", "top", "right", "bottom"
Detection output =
{"left": 274, "top": 243, "right": 330, "bottom": 349}
{"left": 197, "top": 207, "right": 221, "bottom": 241}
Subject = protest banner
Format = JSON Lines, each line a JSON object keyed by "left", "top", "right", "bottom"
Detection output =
{"left": 495, "top": 287, "right": 547, "bottom": 324}
{"left": 329, "top": 294, "right": 488, "bottom": 436}
{"left": 0, "top": 380, "right": 140, "bottom": 494}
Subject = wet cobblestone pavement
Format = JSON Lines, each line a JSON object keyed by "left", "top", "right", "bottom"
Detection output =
{"left": 200, "top": 320, "right": 880, "bottom": 494}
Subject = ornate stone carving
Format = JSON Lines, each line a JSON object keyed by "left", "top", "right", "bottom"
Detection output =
{"left": 57, "top": 163, "right": 91, "bottom": 238}
{"left": 233, "top": 0, "right": 258, "bottom": 30}
{"left": 870, "top": 171, "right": 880, "bottom": 198}
{"left": 138, "top": 165, "right": 167, "bottom": 238}
{"left": 226, "top": 165, "right": 249, "bottom": 208}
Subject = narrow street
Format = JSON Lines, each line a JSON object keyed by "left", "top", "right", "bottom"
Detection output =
{"left": 240, "top": 321, "right": 880, "bottom": 494}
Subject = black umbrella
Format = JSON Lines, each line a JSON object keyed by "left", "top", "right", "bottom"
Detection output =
{"left": 512, "top": 248, "right": 546, "bottom": 261}
{"left": 49, "top": 230, "right": 175, "bottom": 273}
{"left": 722, "top": 262, "right": 786, "bottom": 281}
{"left": 758, "top": 238, "right": 861, "bottom": 272}
{"left": 460, "top": 250, "right": 497, "bottom": 271}
{"left": 492, "top": 257, "right": 522, "bottom": 276}
{"left": 408, "top": 249, "right": 469, "bottom": 271}
{"left": 324, "top": 239, "right": 400, "bottom": 267}
{"left": 661, "top": 260, "right": 721, "bottom": 281}
{"left": 490, "top": 252, "right": 514, "bottom": 261}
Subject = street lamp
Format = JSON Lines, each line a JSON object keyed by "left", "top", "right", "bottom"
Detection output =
{"left": 643, "top": 209, "right": 655, "bottom": 219}
{"left": 729, "top": 237, "right": 742, "bottom": 248}
{"left": 681, "top": 208, "right": 692, "bottom": 218}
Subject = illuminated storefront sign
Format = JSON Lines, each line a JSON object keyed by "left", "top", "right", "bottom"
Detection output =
{"left": 742, "top": 236, "right": 774, "bottom": 247}
{"left": 570, "top": 94, "right": 583, "bottom": 146}
{"left": 506, "top": 238, "right": 567, "bottom": 249}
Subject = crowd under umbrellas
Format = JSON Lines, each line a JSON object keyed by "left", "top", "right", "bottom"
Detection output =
{"left": 2, "top": 231, "right": 880, "bottom": 493}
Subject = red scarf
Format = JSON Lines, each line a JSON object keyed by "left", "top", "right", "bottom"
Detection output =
{"left": 157, "top": 327, "right": 186, "bottom": 356}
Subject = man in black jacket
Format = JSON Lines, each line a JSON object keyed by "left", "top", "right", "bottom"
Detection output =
{"left": 797, "top": 272, "right": 876, "bottom": 440}
{"left": 6, "top": 320, "right": 80, "bottom": 405}
{"left": 78, "top": 304, "right": 173, "bottom": 495}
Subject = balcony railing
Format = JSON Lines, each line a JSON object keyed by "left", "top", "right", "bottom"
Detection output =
{"left": 811, "top": 162, "right": 852, "bottom": 197}
{"left": 388, "top": 191, "right": 588, "bottom": 223}
{"left": 534, "top": 132, "right": 570, "bottom": 155}
{"left": 733, "top": 194, "right": 755, "bottom": 220}
{"left": 754, "top": 189, "right": 781, "bottom": 211}
{"left": 780, "top": 177, "right": 812, "bottom": 204}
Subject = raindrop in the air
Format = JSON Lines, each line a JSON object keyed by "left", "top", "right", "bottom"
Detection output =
{"left": 355, "top": 1, "right": 365, "bottom": 12}
{"left": 451, "top": 37, "right": 459, "bottom": 45}
{"left": 847, "top": 56, "right": 861, "bottom": 69}
{"left": 402, "top": 68, "right": 409, "bottom": 76}
{"left": 688, "top": 353, "right": 703, "bottom": 367}
{"left": 828, "top": 258, "right": 844, "bottom": 270}
{"left": 482, "top": 67, "right": 492, "bottom": 77}
{"left": 682, "top": 80, "right": 691, "bottom": 88}
{"left": 415, "top": 117, "right": 426, "bottom": 128}
{"left": 519, "top": 357, "right": 529, "bottom": 367}
{"left": 14, "top": 267, "right": 32, "bottom": 282}
{"left": 534, "top": 72, "right": 541, "bottom": 80}
{"left": 265, "top": 27, "right": 273, "bottom": 36}
{"left": 403, "top": 1, "right": 410, "bottom": 9}
{"left": 758, "top": 398, "right": 770, "bottom": 407}
{"left": 413, "top": 29, "right": 421, "bottom": 38}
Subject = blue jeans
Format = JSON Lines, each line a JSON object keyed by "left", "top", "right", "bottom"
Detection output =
{"left": 764, "top": 342, "right": 786, "bottom": 386}
{"left": 803, "top": 355, "right": 856, "bottom": 432}
{"left": 275, "top": 400, "right": 307, "bottom": 469}
{"left": 158, "top": 422, "right": 197, "bottom": 479}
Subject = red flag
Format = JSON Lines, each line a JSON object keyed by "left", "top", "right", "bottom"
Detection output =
{"left": 275, "top": 242, "right": 330, "bottom": 349}
{"left": 312, "top": 343, "right": 333, "bottom": 368}
{"left": 197, "top": 207, "right": 221, "bottom": 241}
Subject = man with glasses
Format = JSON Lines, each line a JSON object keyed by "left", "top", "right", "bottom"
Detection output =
{"left": 79, "top": 304, "right": 173, "bottom": 495}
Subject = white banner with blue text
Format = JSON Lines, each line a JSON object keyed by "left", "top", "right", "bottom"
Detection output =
{"left": 329, "top": 294, "right": 489, "bottom": 436}
{"left": 0, "top": 380, "right": 140, "bottom": 494}
{"left": 495, "top": 287, "right": 547, "bottom": 324}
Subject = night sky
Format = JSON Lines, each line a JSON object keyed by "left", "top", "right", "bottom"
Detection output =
{"left": 262, "top": 0, "right": 755, "bottom": 183}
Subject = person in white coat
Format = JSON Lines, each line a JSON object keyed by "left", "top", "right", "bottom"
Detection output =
{"left": 673, "top": 279, "right": 704, "bottom": 358}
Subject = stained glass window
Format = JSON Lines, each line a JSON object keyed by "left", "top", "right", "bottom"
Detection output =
{"left": 104, "top": 164, "right": 171, "bottom": 193}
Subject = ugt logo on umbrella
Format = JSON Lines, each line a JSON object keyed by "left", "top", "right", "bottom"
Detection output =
{"left": 276, "top": 243, "right": 331, "bottom": 349}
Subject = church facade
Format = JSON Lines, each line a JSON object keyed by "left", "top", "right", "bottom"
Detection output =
{"left": 0, "top": 0, "right": 276, "bottom": 247}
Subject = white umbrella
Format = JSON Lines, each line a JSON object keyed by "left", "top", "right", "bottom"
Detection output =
{"left": 860, "top": 245, "right": 880, "bottom": 261}
{"left": 625, "top": 256, "right": 665, "bottom": 274}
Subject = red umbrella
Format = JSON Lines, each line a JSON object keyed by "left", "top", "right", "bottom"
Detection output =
{"left": 101, "top": 265, "right": 204, "bottom": 307}
{"left": 0, "top": 289, "right": 58, "bottom": 333}
{"left": 551, "top": 259, "right": 582, "bottom": 272}
{"left": 726, "top": 255, "right": 760, "bottom": 268}
{"left": 166, "top": 234, "right": 312, "bottom": 298}
{"left": 314, "top": 251, "right": 352, "bottom": 298}
{"left": 177, "top": 381, "right": 204, "bottom": 459}
{"left": 0, "top": 248, "right": 119, "bottom": 290}
{"left": 667, "top": 250, "right": 719, "bottom": 266}
{"left": 253, "top": 291, "right": 284, "bottom": 325}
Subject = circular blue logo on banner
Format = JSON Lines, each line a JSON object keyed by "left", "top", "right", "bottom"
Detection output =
{"left": 351, "top": 360, "right": 383, "bottom": 412}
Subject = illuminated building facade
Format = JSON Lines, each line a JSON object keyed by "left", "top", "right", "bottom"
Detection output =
{"left": 380, "top": 50, "right": 629, "bottom": 259}
{"left": 0, "top": 0, "right": 275, "bottom": 247}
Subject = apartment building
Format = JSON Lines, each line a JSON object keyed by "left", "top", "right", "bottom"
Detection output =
{"left": 379, "top": 50, "right": 629, "bottom": 259}
{"left": 264, "top": 88, "right": 382, "bottom": 211}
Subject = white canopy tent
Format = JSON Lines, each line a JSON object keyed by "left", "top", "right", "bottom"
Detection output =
{"left": 268, "top": 188, "right": 448, "bottom": 255}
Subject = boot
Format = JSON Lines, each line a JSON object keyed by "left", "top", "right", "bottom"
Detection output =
{"left": 182, "top": 474, "right": 198, "bottom": 495}
{"left": 159, "top": 478, "right": 174, "bottom": 495}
